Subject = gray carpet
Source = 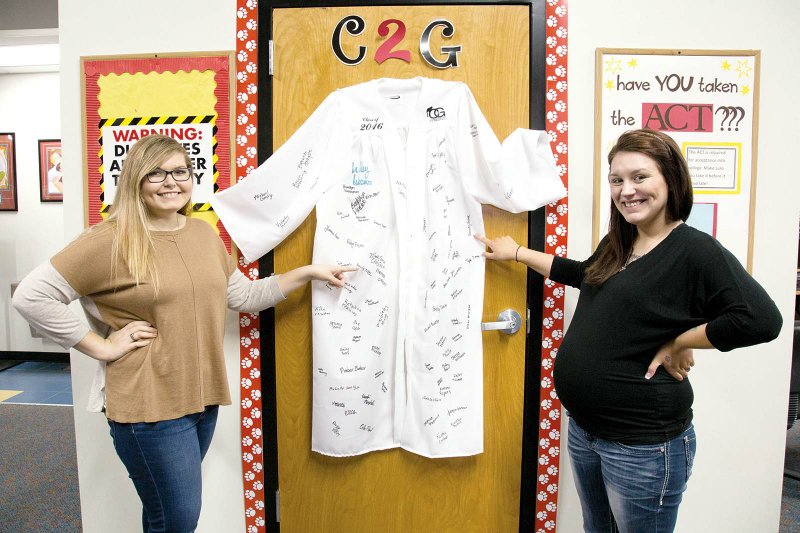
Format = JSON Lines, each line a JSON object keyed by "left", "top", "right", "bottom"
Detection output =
{"left": 0, "top": 403, "right": 82, "bottom": 533}
{"left": 783, "top": 423, "right": 800, "bottom": 532}
{"left": 0, "top": 401, "right": 797, "bottom": 532}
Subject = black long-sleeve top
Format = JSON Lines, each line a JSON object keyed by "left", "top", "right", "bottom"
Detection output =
{"left": 551, "top": 223, "right": 782, "bottom": 444}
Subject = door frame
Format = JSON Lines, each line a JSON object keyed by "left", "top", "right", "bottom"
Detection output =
{"left": 255, "top": 2, "right": 549, "bottom": 529}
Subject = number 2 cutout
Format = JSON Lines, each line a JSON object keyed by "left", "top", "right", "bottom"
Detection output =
{"left": 375, "top": 19, "right": 411, "bottom": 64}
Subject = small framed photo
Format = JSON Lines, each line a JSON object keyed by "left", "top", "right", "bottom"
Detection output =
{"left": 0, "top": 133, "right": 18, "bottom": 211}
{"left": 38, "top": 139, "right": 63, "bottom": 202}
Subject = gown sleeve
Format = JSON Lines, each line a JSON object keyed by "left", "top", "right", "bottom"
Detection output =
{"left": 456, "top": 84, "right": 567, "bottom": 213}
{"left": 210, "top": 94, "right": 344, "bottom": 263}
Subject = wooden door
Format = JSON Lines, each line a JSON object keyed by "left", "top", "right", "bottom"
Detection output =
{"left": 271, "top": 5, "right": 532, "bottom": 531}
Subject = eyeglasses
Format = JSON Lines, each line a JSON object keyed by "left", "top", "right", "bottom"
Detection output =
{"left": 145, "top": 167, "right": 192, "bottom": 183}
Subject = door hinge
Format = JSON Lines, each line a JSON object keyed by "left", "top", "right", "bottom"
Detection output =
{"left": 268, "top": 40, "right": 274, "bottom": 76}
{"left": 526, "top": 305, "right": 530, "bottom": 334}
{"left": 275, "top": 489, "right": 280, "bottom": 523}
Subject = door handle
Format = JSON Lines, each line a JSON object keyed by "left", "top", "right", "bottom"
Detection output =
{"left": 481, "top": 308, "right": 522, "bottom": 335}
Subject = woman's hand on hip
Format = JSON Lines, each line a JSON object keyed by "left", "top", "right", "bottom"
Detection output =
{"left": 105, "top": 321, "right": 157, "bottom": 361}
{"left": 74, "top": 321, "right": 157, "bottom": 362}
{"left": 646, "top": 339, "right": 694, "bottom": 381}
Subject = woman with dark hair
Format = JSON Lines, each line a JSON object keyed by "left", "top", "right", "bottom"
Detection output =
{"left": 13, "top": 134, "right": 356, "bottom": 531}
{"left": 476, "top": 129, "right": 781, "bottom": 533}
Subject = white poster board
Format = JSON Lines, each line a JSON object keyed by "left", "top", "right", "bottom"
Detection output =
{"left": 101, "top": 121, "right": 216, "bottom": 206}
{"left": 594, "top": 49, "right": 759, "bottom": 270}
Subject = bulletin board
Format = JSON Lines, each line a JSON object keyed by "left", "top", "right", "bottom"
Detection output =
{"left": 80, "top": 53, "right": 235, "bottom": 243}
{"left": 594, "top": 49, "right": 760, "bottom": 270}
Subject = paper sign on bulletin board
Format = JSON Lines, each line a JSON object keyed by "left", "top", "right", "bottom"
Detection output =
{"left": 81, "top": 53, "right": 235, "bottom": 247}
{"left": 594, "top": 49, "right": 759, "bottom": 271}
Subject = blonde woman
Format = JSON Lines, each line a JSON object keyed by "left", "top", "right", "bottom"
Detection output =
{"left": 13, "top": 134, "right": 355, "bottom": 532}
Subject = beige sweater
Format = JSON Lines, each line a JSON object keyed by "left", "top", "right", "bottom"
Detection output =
{"left": 14, "top": 217, "right": 283, "bottom": 423}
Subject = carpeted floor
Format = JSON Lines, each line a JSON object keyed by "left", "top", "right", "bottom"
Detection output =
{"left": 783, "top": 422, "right": 800, "bottom": 532}
{"left": 0, "top": 401, "right": 797, "bottom": 532}
{"left": 0, "top": 403, "right": 82, "bottom": 532}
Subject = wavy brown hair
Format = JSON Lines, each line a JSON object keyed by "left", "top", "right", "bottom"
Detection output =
{"left": 584, "top": 129, "right": 693, "bottom": 286}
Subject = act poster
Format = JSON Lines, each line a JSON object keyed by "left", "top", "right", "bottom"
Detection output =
{"left": 594, "top": 49, "right": 759, "bottom": 270}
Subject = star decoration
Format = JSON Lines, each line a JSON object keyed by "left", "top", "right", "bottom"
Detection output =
{"left": 741, "top": 85, "right": 750, "bottom": 95}
{"left": 604, "top": 57, "right": 623, "bottom": 74}
{"left": 735, "top": 59, "right": 753, "bottom": 79}
{"left": 605, "top": 79, "right": 613, "bottom": 90}
{"left": 721, "top": 60, "right": 731, "bottom": 71}
{"left": 627, "top": 58, "right": 638, "bottom": 68}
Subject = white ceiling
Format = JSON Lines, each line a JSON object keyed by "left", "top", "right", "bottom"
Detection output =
{"left": 0, "top": 0, "right": 58, "bottom": 32}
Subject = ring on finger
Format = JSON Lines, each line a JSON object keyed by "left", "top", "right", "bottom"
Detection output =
{"left": 130, "top": 332, "right": 136, "bottom": 342}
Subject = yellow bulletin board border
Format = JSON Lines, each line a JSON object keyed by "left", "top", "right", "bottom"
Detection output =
{"left": 593, "top": 48, "right": 760, "bottom": 271}
{"left": 681, "top": 141, "right": 742, "bottom": 195}
{"left": 80, "top": 52, "right": 235, "bottom": 247}
{"left": 96, "top": 115, "right": 220, "bottom": 212}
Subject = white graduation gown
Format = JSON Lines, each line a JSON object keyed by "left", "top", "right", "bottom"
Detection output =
{"left": 211, "top": 77, "right": 566, "bottom": 458}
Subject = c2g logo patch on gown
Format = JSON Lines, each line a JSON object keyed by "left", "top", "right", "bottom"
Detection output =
{"left": 211, "top": 77, "right": 566, "bottom": 458}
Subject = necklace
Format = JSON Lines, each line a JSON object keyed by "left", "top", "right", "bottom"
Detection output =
{"left": 620, "top": 253, "right": 642, "bottom": 271}
{"left": 619, "top": 222, "right": 682, "bottom": 272}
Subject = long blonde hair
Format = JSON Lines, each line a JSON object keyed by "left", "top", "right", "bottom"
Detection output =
{"left": 105, "top": 134, "right": 192, "bottom": 291}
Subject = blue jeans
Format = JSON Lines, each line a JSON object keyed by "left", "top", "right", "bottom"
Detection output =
{"left": 567, "top": 417, "right": 696, "bottom": 533}
{"left": 107, "top": 405, "right": 219, "bottom": 533}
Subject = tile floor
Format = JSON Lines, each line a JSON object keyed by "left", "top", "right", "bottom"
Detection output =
{"left": 0, "top": 361, "right": 73, "bottom": 405}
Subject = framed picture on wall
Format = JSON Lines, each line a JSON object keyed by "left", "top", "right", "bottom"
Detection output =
{"left": 0, "top": 132, "right": 18, "bottom": 211}
{"left": 38, "top": 139, "right": 63, "bottom": 202}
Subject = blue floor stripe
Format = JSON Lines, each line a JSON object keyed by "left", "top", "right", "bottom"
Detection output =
{"left": 0, "top": 361, "right": 73, "bottom": 406}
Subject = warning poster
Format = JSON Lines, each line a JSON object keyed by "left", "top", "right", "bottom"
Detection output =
{"left": 82, "top": 54, "right": 233, "bottom": 237}
{"left": 100, "top": 120, "right": 216, "bottom": 206}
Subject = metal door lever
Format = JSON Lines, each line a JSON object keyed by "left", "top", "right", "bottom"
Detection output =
{"left": 481, "top": 309, "right": 522, "bottom": 335}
